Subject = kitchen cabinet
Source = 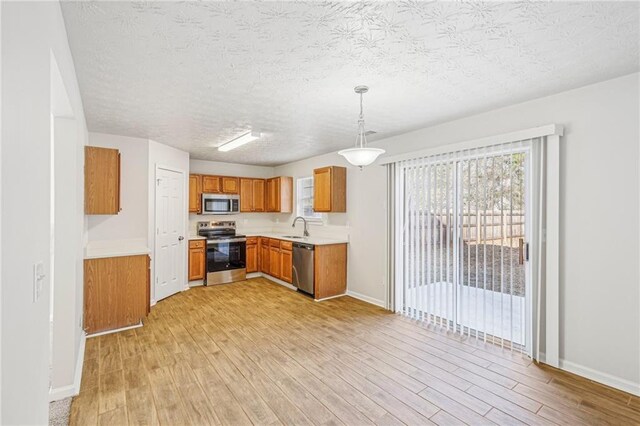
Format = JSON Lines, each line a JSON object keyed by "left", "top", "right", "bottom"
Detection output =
{"left": 269, "top": 239, "right": 281, "bottom": 278}
{"left": 266, "top": 176, "right": 293, "bottom": 213}
{"left": 202, "top": 175, "right": 221, "bottom": 193}
{"left": 188, "top": 240, "right": 205, "bottom": 281}
{"left": 246, "top": 237, "right": 258, "bottom": 273}
{"left": 240, "top": 178, "right": 266, "bottom": 212}
{"left": 260, "top": 238, "right": 270, "bottom": 274}
{"left": 84, "top": 255, "right": 150, "bottom": 334}
{"left": 280, "top": 242, "right": 292, "bottom": 283}
{"left": 189, "top": 174, "right": 202, "bottom": 213}
{"left": 314, "top": 166, "right": 346, "bottom": 213}
{"left": 221, "top": 177, "right": 239, "bottom": 194}
{"left": 85, "top": 146, "right": 121, "bottom": 215}
{"left": 314, "top": 243, "right": 347, "bottom": 299}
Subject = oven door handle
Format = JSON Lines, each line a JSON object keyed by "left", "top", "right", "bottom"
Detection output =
{"left": 207, "top": 238, "right": 247, "bottom": 244}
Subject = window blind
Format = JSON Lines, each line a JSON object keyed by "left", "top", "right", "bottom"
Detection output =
{"left": 394, "top": 139, "right": 535, "bottom": 353}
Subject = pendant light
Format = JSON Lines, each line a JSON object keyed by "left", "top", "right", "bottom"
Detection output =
{"left": 338, "top": 85, "right": 385, "bottom": 168}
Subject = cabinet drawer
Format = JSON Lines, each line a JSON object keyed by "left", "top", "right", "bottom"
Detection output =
{"left": 269, "top": 239, "right": 281, "bottom": 248}
{"left": 260, "top": 237, "right": 270, "bottom": 246}
{"left": 280, "top": 241, "right": 293, "bottom": 251}
{"left": 189, "top": 240, "right": 205, "bottom": 249}
{"left": 247, "top": 236, "right": 258, "bottom": 245}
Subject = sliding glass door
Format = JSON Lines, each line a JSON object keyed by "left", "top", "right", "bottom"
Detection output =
{"left": 396, "top": 143, "right": 531, "bottom": 353}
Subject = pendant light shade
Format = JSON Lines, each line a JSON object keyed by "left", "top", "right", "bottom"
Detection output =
{"left": 338, "top": 85, "right": 385, "bottom": 168}
{"left": 337, "top": 147, "right": 385, "bottom": 167}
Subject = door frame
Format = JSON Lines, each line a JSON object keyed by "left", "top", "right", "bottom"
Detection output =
{"left": 153, "top": 164, "right": 187, "bottom": 303}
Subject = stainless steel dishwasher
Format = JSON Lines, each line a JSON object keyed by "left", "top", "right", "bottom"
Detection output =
{"left": 292, "top": 242, "right": 314, "bottom": 295}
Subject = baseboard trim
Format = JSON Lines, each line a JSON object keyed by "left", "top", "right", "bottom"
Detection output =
{"left": 560, "top": 358, "right": 640, "bottom": 397}
{"left": 249, "top": 272, "right": 297, "bottom": 291}
{"left": 87, "top": 321, "right": 142, "bottom": 338}
{"left": 346, "top": 290, "right": 386, "bottom": 309}
{"left": 537, "top": 352, "right": 639, "bottom": 396}
{"left": 315, "top": 293, "right": 346, "bottom": 302}
{"left": 49, "top": 332, "right": 86, "bottom": 402}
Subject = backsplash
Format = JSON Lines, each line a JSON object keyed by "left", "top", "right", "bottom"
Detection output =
{"left": 188, "top": 213, "right": 350, "bottom": 241}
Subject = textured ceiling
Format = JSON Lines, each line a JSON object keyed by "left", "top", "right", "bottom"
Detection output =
{"left": 61, "top": 1, "right": 639, "bottom": 166}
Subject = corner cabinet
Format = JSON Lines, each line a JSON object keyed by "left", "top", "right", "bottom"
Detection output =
{"left": 188, "top": 239, "right": 206, "bottom": 281}
{"left": 84, "top": 255, "right": 150, "bottom": 334}
{"left": 85, "top": 146, "right": 121, "bottom": 215}
{"left": 189, "top": 174, "right": 202, "bottom": 213}
{"left": 266, "top": 176, "right": 293, "bottom": 213}
{"left": 313, "top": 166, "right": 346, "bottom": 213}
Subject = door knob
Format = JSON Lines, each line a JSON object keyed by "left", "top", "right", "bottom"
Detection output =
{"left": 178, "top": 236, "right": 184, "bottom": 241}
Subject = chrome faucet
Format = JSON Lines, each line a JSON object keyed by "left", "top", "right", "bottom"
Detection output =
{"left": 292, "top": 216, "right": 310, "bottom": 237}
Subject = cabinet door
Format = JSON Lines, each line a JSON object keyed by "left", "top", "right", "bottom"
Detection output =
{"left": 239, "top": 178, "right": 253, "bottom": 212}
{"left": 280, "top": 249, "right": 292, "bottom": 283}
{"left": 85, "top": 146, "right": 120, "bottom": 214}
{"left": 269, "top": 247, "right": 281, "bottom": 278}
{"left": 313, "top": 167, "right": 332, "bottom": 212}
{"left": 84, "top": 255, "right": 148, "bottom": 334}
{"left": 260, "top": 243, "right": 270, "bottom": 273}
{"left": 266, "top": 178, "right": 280, "bottom": 212}
{"left": 202, "top": 176, "right": 221, "bottom": 193}
{"left": 246, "top": 244, "right": 258, "bottom": 273}
{"left": 189, "top": 175, "right": 202, "bottom": 213}
{"left": 252, "top": 179, "right": 265, "bottom": 212}
{"left": 222, "top": 177, "right": 239, "bottom": 194}
{"left": 188, "top": 247, "right": 205, "bottom": 281}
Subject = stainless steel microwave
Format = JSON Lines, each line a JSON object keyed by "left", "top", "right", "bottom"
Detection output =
{"left": 202, "top": 193, "right": 240, "bottom": 215}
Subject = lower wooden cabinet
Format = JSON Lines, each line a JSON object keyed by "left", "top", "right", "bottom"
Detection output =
{"left": 246, "top": 237, "right": 258, "bottom": 273}
{"left": 260, "top": 238, "right": 270, "bottom": 273}
{"left": 280, "top": 246, "right": 292, "bottom": 283}
{"left": 188, "top": 240, "right": 205, "bottom": 281}
{"left": 84, "top": 255, "right": 150, "bottom": 334}
{"left": 269, "top": 243, "right": 281, "bottom": 279}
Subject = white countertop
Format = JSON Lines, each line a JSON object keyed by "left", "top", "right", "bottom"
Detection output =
{"left": 246, "top": 233, "right": 348, "bottom": 246}
{"left": 188, "top": 235, "right": 207, "bottom": 240}
{"left": 84, "top": 238, "right": 151, "bottom": 259}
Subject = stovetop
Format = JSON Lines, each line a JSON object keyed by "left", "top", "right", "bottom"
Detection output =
{"left": 197, "top": 220, "right": 245, "bottom": 241}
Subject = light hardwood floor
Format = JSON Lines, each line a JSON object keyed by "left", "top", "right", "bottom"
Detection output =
{"left": 70, "top": 278, "right": 640, "bottom": 425}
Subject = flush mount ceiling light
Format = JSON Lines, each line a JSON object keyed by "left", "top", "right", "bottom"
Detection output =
{"left": 338, "top": 85, "right": 385, "bottom": 169}
{"left": 218, "top": 131, "right": 261, "bottom": 152}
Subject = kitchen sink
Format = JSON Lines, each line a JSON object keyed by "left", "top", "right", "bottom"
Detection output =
{"left": 282, "top": 235, "right": 305, "bottom": 239}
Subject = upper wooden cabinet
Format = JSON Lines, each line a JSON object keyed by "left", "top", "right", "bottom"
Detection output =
{"left": 85, "top": 146, "right": 121, "bottom": 215}
{"left": 266, "top": 176, "right": 293, "bottom": 213}
{"left": 221, "top": 177, "right": 239, "bottom": 194}
{"left": 190, "top": 173, "right": 291, "bottom": 214}
{"left": 314, "top": 166, "right": 346, "bottom": 213}
{"left": 240, "top": 178, "right": 266, "bottom": 212}
{"left": 189, "top": 174, "right": 202, "bottom": 213}
{"left": 202, "top": 175, "right": 221, "bottom": 193}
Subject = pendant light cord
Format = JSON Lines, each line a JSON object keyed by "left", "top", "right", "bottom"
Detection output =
{"left": 357, "top": 91, "right": 367, "bottom": 148}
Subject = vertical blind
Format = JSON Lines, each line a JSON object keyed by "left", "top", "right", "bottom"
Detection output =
{"left": 394, "top": 140, "right": 534, "bottom": 354}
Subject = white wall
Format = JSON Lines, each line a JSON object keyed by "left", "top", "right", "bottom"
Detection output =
{"left": 188, "top": 159, "right": 276, "bottom": 235}
{"left": 148, "top": 140, "right": 190, "bottom": 302}
{"left": 275, "top": 73, "right": 640, "bottom": 393}
{"left": 87, "top": 132, "right": 149, "bottom": 242}
{"left": 1, "top": 1, "right": 88, "bottom": 423}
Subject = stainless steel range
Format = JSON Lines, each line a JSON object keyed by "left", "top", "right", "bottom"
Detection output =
{"left": 197, "top": 221, "right": 246, "bottom": 285}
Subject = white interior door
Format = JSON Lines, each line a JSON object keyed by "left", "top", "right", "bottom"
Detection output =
{"left": 155, "top": 167, "right": 185, "bottom": 301}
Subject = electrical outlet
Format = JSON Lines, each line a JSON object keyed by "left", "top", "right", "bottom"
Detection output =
{"left": 33, "top": 262, "right": 45, "bottom": 302}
